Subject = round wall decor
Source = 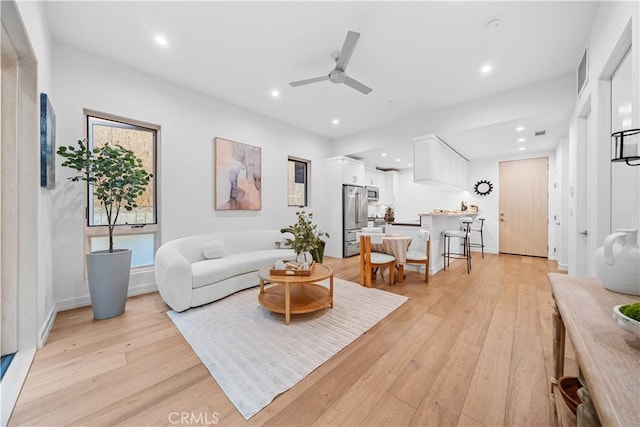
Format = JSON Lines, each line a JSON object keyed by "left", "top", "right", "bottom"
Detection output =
{"left": 474, "top": 179, "right": 493, "bottom": 196}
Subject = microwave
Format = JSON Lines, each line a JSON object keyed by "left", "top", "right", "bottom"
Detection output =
{"left": 366, "top": 186, "right": 379, "bottom": 201}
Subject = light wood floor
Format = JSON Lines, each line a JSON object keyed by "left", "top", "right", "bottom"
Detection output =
{"left": 10, "top": 254, "right": 576, "bottom": 426}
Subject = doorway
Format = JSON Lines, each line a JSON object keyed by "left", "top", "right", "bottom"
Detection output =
{"left": 499, "top": 157, "right": 549, "bottom": 257}
{"left": 1, "top": 20, "right": 19, "bottom": 361}
{"left": 1, "top": 1, "right": 39, "bottom": 424}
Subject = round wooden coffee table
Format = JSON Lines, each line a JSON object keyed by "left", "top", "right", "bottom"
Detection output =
{"left": 258, "top": 264, "right": 334, "bottom": 325}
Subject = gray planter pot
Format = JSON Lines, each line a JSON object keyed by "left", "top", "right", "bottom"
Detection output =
{"left": 86, "top": 249, "right": 132, "bottom": 320}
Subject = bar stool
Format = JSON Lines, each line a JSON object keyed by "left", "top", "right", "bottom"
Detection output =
{"left": 469, "top": 216, "right": 486, "bottom": 258}
{"left": 443, "top": 217, "right": 473, "bottom": 274}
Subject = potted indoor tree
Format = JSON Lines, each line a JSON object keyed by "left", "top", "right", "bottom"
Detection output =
{"left": 57, "top": 140, "right": 152, "bottom": 319}
{"left": 280, "top": 211, "right": 329, "bottom": 263}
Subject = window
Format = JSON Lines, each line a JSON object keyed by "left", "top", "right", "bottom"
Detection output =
{"left": 287, "top": 157, "right": 309, "bottom": 207}
{"left": 85, "top": 113, "right": 159, "bottom": 268}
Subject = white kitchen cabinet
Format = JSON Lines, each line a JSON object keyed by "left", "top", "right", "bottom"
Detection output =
{"left": 383, "top": 170, "right": 399, "bottom": 205}
{"left": 338, "top": 157, "right": 365, "bottom": 185}
{"left": 365, "top": 168, "right": 385, "bottom": 188}
{"left": 413, "top": 134, "right": 468, "bottom": 191}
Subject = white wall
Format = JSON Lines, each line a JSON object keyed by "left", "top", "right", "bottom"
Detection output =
{"left": 52, "top": 43, "right": 332, "bottom": 310}
{"left": 393, "top": 171, "right": 467, "bottom": 222}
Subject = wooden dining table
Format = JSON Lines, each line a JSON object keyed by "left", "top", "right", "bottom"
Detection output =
{"left": 371, "top": 234, "right": 412, "bottom": 283}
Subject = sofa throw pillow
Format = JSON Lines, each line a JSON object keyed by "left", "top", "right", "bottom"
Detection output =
{"left": 203, "top": 240, "right": 225, "bottom": 259}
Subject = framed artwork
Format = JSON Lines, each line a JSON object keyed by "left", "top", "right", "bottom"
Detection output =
{"left": 40, "top": 93, "right": 56, "bottom": 189}
{"left": 214, "top": 137, "right": 262, "bottom": 210}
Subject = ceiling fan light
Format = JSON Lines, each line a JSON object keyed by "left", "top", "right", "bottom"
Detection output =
{"left": 329, "top": 69, "right": 346, "bottom": 84}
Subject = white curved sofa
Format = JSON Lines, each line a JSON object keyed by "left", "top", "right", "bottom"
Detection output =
{"left": 154, "top": 230, "right": 294, "bottom": 312}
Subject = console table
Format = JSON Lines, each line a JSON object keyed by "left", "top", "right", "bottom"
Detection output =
{"left": 547, "top": 273, "right": 640, "bottom": 427}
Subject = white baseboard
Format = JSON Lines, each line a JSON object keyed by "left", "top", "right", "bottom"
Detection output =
{"left": 127, "top": 282, "right": 158, "bottom": 297}
{"left": 470, "top": 248, "right": 499, "bottom": 254}
{"left": 557, "top": 263, "right": 568, "bottom": 271}
{"left": 55, "top": 282, "right": 158, "bottom": 312}
{"left": 38, "top": 305, "right": 57, "bottom": 347}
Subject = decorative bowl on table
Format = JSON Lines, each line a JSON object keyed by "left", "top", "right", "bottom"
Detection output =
{"left": 613, "top": 304, "right": 640, "bottom": 338}
{"left": 270, "top": 260, "right": 315, "bottom": 276}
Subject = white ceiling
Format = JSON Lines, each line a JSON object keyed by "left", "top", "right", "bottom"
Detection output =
{"left": 43, "top": 1, "right": 599, "bottom": 167}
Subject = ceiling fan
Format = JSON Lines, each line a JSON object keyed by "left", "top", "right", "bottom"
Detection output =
{"left": 289, "top": 31, "right": 373, "bottom": 95}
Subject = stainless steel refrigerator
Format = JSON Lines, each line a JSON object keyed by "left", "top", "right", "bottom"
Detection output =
{"left": 343, "top": 184, "right": 368, "bottom": 257}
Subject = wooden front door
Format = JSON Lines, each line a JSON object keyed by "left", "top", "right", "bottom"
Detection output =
{"left": 499, "top": 157, "right": 548, "bottom": 257}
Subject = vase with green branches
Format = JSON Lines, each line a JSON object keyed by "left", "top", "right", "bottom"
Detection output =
{"left": 280, "top": 211, "right": 330, "bottom": 263}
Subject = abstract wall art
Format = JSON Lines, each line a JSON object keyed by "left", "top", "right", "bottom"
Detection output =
{"left": 40, "top": 93, "right": 56, "bottom": 189}
{"left": 214, "top": 137, "right": 262, "bottom": 210}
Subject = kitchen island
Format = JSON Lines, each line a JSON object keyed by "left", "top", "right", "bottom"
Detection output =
{"left": 420, "top": 212, "right": 478, "bottom": 274}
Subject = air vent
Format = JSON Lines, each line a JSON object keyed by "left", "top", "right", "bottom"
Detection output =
{"left": 577, "top": 47, "right": 588, "bottom": 96}
{"left": 535, "top": 130, "right": 547, "bottom": 137}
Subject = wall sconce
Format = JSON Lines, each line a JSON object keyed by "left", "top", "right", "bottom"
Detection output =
{"left": 611, "top": 128, "right": 640, "bottom": 166}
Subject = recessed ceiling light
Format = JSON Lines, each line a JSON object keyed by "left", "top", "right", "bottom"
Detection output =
{"left": 396, "top": 158, "right": 401, "bottom": 162}
{"left": 518, "top": 138, "right": 526, "bottom": 143}
{"left": 519, "top": 147, "right": 526, "bottom": 151}
{"left": 381, "top": 153, "right": 387, "bottom": 157}
{"left": 154, "top": 34, "right": 168, "bottom": 46}
{"left": 516, "top": 126, "right": 525, "bottom": 132}
{"left": 332, "top": 118, "right": 340, "bottom": 125}
{"left": 271, "top": 89, "right": 280, "bottom": 98}
{"left": 408, "top": 163, "right": 413, "bottom": 167}
{"left": 480, "top": 64, "right": 493, "bottom": 74}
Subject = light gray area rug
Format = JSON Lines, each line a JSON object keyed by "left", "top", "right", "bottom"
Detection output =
{"left": 168, "top": 277, "right": 408, "bottom": 419}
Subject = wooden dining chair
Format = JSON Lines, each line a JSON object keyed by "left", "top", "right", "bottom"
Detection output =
{"left": 405, "top": 229, "right": 431, "bottom": 283}
{"left": 359, "top": 232, "right": 396, "bottom": 287}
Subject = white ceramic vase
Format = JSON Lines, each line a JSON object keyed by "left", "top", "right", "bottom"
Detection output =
{"left": 594, "top": 229, "right": 640, "bottom": 296}
{"left": 296, "top": 251, "right": 313, "bottom": 264}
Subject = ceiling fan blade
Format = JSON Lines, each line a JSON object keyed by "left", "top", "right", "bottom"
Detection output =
{"left": 344, "top": 76, "right": 373, "bottom": 94}
{"left": 335, "top": 31, "right": 360, "bottom": 71}
{"left": 289, "top": 75, "right": 329, "bottom": 87}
